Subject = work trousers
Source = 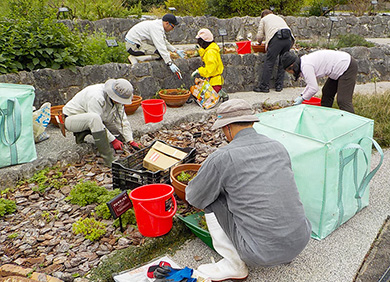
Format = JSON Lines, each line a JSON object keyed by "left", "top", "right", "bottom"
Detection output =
{"left": 320, "top": 57, "right": 358, "bottom": 113}
{"left": 64, "top": 113, "right": 119, "bottom": 143}
{"left": 259, "top": 35, "right": 292, "bottom": 89}
{"left": 126, "top": 41, "right": 161, "bottom": 59}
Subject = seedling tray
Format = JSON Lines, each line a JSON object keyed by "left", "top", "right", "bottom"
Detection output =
{"left": 112, "top": 140, "right": 196, "bottom": 190}
{"left": 177, "top": 211, "right": 214, "bottom": 250}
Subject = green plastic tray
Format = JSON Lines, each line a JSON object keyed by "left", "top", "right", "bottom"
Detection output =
{"left": 177, "top": 211, "right": 214, "bottom": 250}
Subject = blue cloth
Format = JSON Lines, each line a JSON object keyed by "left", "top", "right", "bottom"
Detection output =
{"left": 166, "top": 267, "right": 196, "bottom": 282}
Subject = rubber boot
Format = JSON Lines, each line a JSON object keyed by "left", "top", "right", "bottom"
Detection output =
{"left": 73, "top": 130, "right": 91, "bottom": 144}
{"left": 197, "top": 213, "right": 248, "bottom": 281}
{"left": 91, "top": 130, "right": 114, "bottom": 166}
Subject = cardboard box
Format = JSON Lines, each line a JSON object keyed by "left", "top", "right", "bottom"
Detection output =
{"left": 143, "top": 141, "right": 187, "bottom": 172}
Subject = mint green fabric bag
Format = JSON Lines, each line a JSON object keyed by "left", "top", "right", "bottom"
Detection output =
{"left": 0, "top": 83, "right": 37, "bottom": 168}
{"left": 254, "top": 105, "right": 383, "bottom": 240}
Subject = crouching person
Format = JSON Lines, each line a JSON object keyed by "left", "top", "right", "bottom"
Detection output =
{"left": 62, "top": 78, "right": 141, "bottom": 166}
{"left": 186, "top": 99, "right": 312, "bottom": 281}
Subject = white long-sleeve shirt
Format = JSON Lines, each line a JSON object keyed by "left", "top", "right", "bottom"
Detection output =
{"left": 62, "top": 84, "right": 134, "bottom": 143}
{"left": 125, "top": 19, "right": 176, "bottom": 64}
{"left": 301, "top": 50, "right": 351, "bottom": 100}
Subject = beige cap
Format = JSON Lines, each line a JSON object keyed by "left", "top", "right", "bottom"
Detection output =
{"left": 196, "top": 28, "right": 214, "bottom": 42}
{"left": 104, "top": 79, "right": 133, "bottom": 104}
{"left": 211, "top": 99, "right": 259, "bottom": 130}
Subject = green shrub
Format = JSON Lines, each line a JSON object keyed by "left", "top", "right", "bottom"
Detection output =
{"left": 305, "top": 0, "right": 347, "bottom": 16}
{"left": 0, "top": 18, "right": 85, "bottom": 74}
{"left": 72, "top": 216, "right": 107, "bottom": 241}
{"left": 336, "top": 34, "right": 375, "bottom": 48}
{"left": 0, "top": 198, "right": 17, "bottom": 217}
{"left": 66, "top": 181, "right": 108, "bottom": 206}
{"left": 95, "top": 189, "right": 123, "bottom": 219}
{"left": 164, "top": 0, "right": 207, "bottom": 16}
{"left": 82, "top": 31, "right": 128, "bottom": 65}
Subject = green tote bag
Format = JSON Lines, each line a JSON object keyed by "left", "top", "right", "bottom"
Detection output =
{"left": 0, "top": 83, "right": 37, "bottom": 168}
{"left": 254, "top": 105, "right": 383, "bottom": 240}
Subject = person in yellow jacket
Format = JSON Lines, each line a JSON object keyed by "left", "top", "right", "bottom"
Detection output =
{"left": 191, "top": 28, "right": 224, "bottom": 94}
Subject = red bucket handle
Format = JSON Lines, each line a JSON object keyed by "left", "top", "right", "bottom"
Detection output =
{"left": 137, "top": 195, "right": 177, "bottom": 219}
{"left": 142, "top": 101, "right": 167, "bottom": 118}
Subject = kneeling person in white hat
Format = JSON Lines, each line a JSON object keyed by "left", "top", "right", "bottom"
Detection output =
{"left": 186, "top": 99, "right": 311, "bottom": 281}
{"left": 62, "top": 78, "right": 142, "bottom": 166}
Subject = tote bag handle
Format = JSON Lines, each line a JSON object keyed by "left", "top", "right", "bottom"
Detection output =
{"left": 336, "top": 137, "right": 384, "bottom": 228}
{"left": 0, "top": 98, "right": 22, "bottom": 165}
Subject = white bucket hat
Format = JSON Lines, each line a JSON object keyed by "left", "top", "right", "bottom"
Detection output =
{"left": 211, "top": 99, "right": 259, "bottom": 130}
{"left": 104, "top": 79, "right": 134, "bottom": 104}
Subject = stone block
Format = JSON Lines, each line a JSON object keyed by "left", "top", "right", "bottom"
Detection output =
{"left": 0, "top": 276, "right": 36, "bottom": 282}
{"left": 30, "top": 272, "right": 63, "bottom": 282}
{"left": 0, "top": 264, "right": 33, "bottom": 278}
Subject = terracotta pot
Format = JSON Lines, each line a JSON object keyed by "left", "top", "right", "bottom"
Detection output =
{"left": 124, "top": 95, "right": 143, "bottom": 115}
{"left": 170, "top": 163, "right": 201, "bottom": 203}
{"left": 50, "top": 105, "right": 64, "bottom": 127}
{"left": 159, "top": 89, "right": 191, "bottom": 108}
{"left": 252, "top": 43, "right": 266, "bottom": 53}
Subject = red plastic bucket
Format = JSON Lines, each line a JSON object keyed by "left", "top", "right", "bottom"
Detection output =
{"left": 236, "top": 41, "right": 251, "bottom": 54}
{"left": 302, "top": 97, "right": 322, "bottom": 106}
{"left": 141, "top": 99, "right": 167, "bottom": 124}
{"left": 129, "top": 184, "right": 177, "bottom": 237}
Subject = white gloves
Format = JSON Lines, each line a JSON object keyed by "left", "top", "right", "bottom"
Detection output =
{"left": 293, "top": 95, "right": 304, "bottom": 106}
{"left": 191, "top": 69, "right": 199, "bottom": 78}
{"left": 169, "top": 63, "right": 180, "bottom": 74}
{"left": 176, "top": 50, "right": 185, "bottom": 58}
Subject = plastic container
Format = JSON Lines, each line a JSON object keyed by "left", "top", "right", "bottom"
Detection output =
{"left": 141, "top": 99, "right": 166, "bottom": 123}
{"left": 50, "top": 105, "right": 64, "bottom": 127}
{"left": 177, "top": 212, "right": 214, "bottom": 250}
{"left": 302, "top": 97, "right": 321, "bottom": 106}
{"left": 130, "top": 184, "right": 177, "bottom": 237}
{"left": 112, "top": 140, "right": 196, "bottom": 190}
{"left": 236, "top": 41, "right": 251, "bottom": 54}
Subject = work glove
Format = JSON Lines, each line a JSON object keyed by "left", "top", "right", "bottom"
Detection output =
{"left": 293, "top": 95, "right": 304, "bottom": 106}
{"left": 176, "top": 50, "right": 185, "bottom": 58}
{"left": 153, "top": 266, "right": 196, "bottom": 282}
{"left": 169, "top": 63, "right": 180, "bottom": 74}
{"left": 111, "top": 138, "right": 123, "bottom": 150}
{"left": 191, "top": 69, "right": 199, "bottom": 78}
{"left": 128, "top": 140, "right": 142, "bottom": 151}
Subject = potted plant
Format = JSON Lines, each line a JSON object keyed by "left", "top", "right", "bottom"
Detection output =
{"left": 158, "top": 87, "right": 191, "bottom": 108}
{"left": 170, "top": 163, "right": 201, "bottom": 203}
{"left": 124, "top": 95, "right": 143, "bottom": 115}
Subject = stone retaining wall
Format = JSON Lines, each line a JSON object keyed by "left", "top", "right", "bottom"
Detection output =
{"left": 0, "top": 45, "right": 389, "bottom": 107}
{"left": 59, "top": 15, "right": 390, "bottom": 44}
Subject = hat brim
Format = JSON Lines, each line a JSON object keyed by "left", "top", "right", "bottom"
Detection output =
{"left": 104, "top": 79, "right": 133, "bottom": 105}
{"left": 211, "top": 114, "right": 260, "bottom": 130}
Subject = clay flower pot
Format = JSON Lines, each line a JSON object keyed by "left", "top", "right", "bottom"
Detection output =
{"left": 50, "top": 105, "right": 64, "bottom": 127}
{"left": 124, "top": 95, "right": 143, "bottom": 115}
{"left": 158, "top": 89, "right": 191, "bottom": 108}
{"left": 170, "top": 163, "right": 201, "bottom": 203}
{"left": 252, "top": 43, "right": 266, "bottom": 53}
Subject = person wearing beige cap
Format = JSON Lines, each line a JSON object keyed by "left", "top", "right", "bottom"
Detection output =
{"left": 186, "top": 99, "right": 311, "bottom": 281}
{"left": 191, "top": 28, "right": 224, "bottom": 94}
{"left": 62, "top": 78, "right": 142, "bottom": 166}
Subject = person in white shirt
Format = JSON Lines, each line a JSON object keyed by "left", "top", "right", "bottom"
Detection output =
{"left": 281, "top": 50, "right": 358, "bottom": 113}
{"left": 125, "top": 14, "right": 184, "bottom": 77}
{"left": 62, "top": 79, "right": 142, "bottom": 166}
{"left": 254, "top": 9, "right": 294, "bottom": 93}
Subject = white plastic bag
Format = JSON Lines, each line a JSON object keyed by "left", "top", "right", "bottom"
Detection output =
{"left": 33, "top": 102, "right": 51, "bottom": 143}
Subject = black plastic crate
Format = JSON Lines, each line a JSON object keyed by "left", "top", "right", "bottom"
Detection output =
{"left": 112, "top": 140, "right": 196, "bottom": 190}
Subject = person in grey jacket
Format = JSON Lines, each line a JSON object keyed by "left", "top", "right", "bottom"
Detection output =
{"left": 186, "top": 99, "right": 311, "bottom": 281}
{"left": 62, "top": 78, "right": 141, "bottom": 166}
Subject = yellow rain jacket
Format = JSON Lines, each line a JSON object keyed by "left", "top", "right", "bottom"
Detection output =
{"left": 198, "top": 42, "right": 224, "bottom": 86}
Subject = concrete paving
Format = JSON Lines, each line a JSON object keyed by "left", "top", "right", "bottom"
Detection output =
{"left": 2, "top": 81, "right": 390, "bottom": 282}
